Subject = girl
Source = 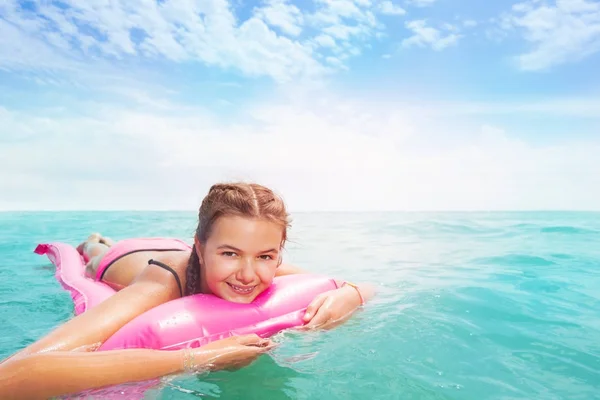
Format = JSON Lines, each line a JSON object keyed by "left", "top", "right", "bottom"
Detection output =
{"left": 0, "top": 182, "right": 372, "bottom": 399}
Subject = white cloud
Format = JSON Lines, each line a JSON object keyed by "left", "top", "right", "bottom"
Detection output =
{"left": 0, "top": 18, "right": 77, "bottom": 73}
{"left": 0, "top": 0, "right": 406, "bottom": 83}
{"left": 307, "top": 0, "right": 382, "bottom": 58}
{"left": 1, "top": 94, "right": 599, "bottom": 212}
{"left": 313, "top": 34, "right": 337, "bottom": 48}
{"left": 501, "top": 0, "right": 600, "bottom": 70}
{"left": 402, "top": 20, "right": 462, "bottom": 51}
{"left": 378, "top": 1, "right": 406, "bottom": 16}
{"left": 254, "top": 0, "right": 304, "bottom": 36}
{"left": 399, "top": 97, "right": 600, "bottom": 118}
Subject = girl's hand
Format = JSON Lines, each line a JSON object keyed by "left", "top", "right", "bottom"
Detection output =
{"left": 190, "top": 334, "right": 276, "bottom": 372}
{"left": 0, "top": 335, "right": 276, "bottom": 399}
{"left": 301, "top": 284, "right": 365, "bottom": 330}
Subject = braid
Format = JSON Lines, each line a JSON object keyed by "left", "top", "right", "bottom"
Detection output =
{"left": 185, "top": 249, "right": 200, "bottom": 296}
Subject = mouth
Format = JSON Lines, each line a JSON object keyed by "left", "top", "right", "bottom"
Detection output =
{"left": 226, "top": 282, "right": 257, "bottom": 295}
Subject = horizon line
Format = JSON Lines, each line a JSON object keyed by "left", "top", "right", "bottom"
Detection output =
{"left": 1, "top": 209, "right": 600, "bottom": 213}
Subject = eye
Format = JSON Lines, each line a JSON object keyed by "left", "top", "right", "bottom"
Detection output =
{"left": 258, "top": 254, "right": 274, "bottom": 260}
{"left": 222, "top": 251, "right": 237, "bottom": 257}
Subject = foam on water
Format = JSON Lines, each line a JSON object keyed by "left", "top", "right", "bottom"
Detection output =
{"left": 1, "top": 211, "right": 599, "bottom": 399}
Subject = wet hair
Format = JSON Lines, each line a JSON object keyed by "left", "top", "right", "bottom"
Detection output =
{"left": 184, "top": 182, "right": 291, "bottom": 296}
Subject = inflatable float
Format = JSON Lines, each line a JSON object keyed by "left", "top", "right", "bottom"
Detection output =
{"left": 34, "top": 242, "right": 338, "bottom": 351}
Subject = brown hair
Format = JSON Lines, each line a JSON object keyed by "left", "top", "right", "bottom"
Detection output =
{"left": 185, "top": 182, "right": 291, "bottom": 296}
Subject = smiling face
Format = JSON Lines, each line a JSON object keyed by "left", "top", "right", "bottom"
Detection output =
{"left": 195, "top": 215, "right": 284, "bottom": 303}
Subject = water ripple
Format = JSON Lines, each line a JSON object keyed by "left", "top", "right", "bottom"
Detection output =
{"left": 1, "top": 211, "right": 600, "bottom": 399}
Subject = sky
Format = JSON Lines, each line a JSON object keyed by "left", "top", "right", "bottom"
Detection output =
{"left": 1, "top": 0, "right": 599, "bottom": 212}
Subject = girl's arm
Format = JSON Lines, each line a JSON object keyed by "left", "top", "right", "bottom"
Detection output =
{"left": 0, "top": 334, "right": 273, "bottom": 399}
{"left": 0, "top": 347, "right": 188, "bottom": 399}
{"left": 3, "top": 264, "right": 181, "bottom": 364}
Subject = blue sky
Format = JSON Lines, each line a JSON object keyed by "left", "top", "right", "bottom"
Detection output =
{"left": 1, "top": 0, "right": 599, "bottom": 211}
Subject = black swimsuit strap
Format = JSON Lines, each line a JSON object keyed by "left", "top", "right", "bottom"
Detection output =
{"left": 148, "top": 259, "right": 184, "bottom": 298}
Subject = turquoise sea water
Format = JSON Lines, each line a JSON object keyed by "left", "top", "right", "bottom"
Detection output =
{"left": 1, "top": 211, "right": 599, "bottom": 399}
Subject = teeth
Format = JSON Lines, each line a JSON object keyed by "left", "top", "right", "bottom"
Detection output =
{"left": 229, "top": 283, "right": 255, "bottom": 294}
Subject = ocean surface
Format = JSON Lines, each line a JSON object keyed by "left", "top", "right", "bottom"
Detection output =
{"left": 1, "top": 211, "right": 599, "bottom": 399}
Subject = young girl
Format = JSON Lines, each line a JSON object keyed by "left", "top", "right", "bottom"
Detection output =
{"left": 0, "top": 182, "right": 372, "bottom": 399}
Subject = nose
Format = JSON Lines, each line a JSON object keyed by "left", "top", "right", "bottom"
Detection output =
{"left": 235, "top": 257, "right": 256, "bottom": 285}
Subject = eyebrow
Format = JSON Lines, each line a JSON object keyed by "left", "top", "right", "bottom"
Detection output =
{"left": 217, "top": 244, "right": 278, "bottom": 254}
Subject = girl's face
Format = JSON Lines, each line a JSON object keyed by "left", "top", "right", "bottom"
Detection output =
{"left": 196, "top": 215, "right": 284, "bottom": 303}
